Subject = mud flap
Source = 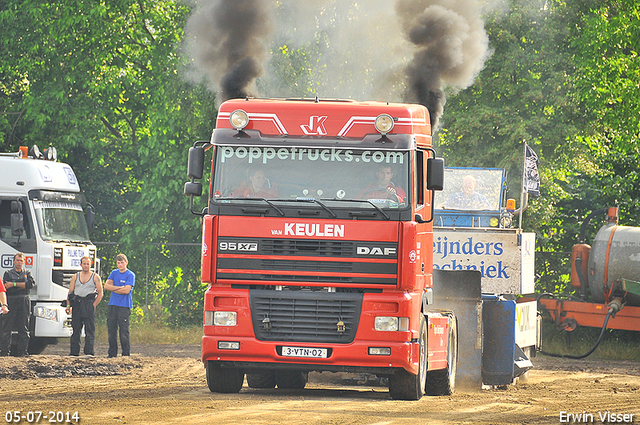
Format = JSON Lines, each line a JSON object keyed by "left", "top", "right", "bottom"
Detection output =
{"left": 432, "top": 269, "right": 483, "bottom": 391}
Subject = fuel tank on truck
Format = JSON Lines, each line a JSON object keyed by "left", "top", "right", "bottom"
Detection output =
{"left": 588, "top": 224, "right": 640, "bottom": 306}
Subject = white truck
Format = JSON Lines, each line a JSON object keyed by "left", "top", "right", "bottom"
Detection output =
{"left": 0, "top": 146, "right": 97, "bottom": 353}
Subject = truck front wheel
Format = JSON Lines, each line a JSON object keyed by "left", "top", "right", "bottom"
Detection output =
{"left": 246, "top": 371, "right": 276, "bottom": 388}
{"left": 388, "top": 315, "right": 427, "bottom": 400}
{"left": 275, "top": 370, "right": 308, "bottom": 389}
{"left": 27, "top": 337, "right": 51, "bottom": 355}
{"left": 205, "top": 361, "right": 244, "bottom": 393}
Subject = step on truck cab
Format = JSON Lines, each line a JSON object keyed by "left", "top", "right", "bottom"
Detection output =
{"left": 0, "top": 146, "right": 97, "bottom": 354}
{"left": 185, "top": 98, "right": 458, "bottom": 400}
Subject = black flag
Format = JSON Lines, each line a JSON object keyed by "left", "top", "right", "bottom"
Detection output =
{"left": 524, "top": 144, "right": 540, "bottom": 197}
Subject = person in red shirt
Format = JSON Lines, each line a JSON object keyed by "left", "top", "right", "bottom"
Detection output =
{"left": 0, "top": 277, "right": 8, "bottom": 314}
{"left": 359, "top": 165, "right": 406, "bottom": 203}
{"left": 231, "top": 168, "right": 279, "bottom": 198}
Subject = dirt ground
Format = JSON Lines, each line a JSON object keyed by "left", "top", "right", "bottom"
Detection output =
{"left": 1, "top": 342, "right": 640, "bottom": 425}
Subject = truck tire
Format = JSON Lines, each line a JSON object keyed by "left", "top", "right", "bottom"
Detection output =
{"left": 27, "top": 337, "right": 50, "bottom": 355}
{"left": 388, "top": 315, "right": 427, "bottom": 400}
{"left": 275, "top": 370, "right": 308, "bottom": 389}
{"left": 426, "top": 314, "right": 457, "bottom": 396}
{"left": 246, "top": 371, "right": 276, "bottom": 388}
{"left": 205, "top": 361, "right": 244, "bottom": 393}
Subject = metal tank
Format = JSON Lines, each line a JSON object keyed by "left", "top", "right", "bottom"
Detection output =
{"left": 588, "top": 224, "right": 640, "bottom": 306}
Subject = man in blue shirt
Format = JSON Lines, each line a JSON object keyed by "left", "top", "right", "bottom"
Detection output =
{"left": 104, "top": 253, "right": 135, "bottom": 358}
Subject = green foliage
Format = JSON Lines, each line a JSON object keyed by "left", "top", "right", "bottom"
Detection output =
{"left": 0, "top": 0, "right": 217, "bottom": 249}
{"left": 152, "top": 264, "right": 208, "bottom": 327}
{"left": 436, "top": 0, "right": 589, "bottom": 213}
{"left": 571, "top": 0, "right": 640, "bottom": 226}
{"left": 433, "top": 0, "right": 640, "bottom": 301}
{"left": 96, "top": 243, "right": 204, "bottom": 327}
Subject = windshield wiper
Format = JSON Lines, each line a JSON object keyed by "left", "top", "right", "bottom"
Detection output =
{"left": 221, "top": 197, "right": 285, "bottom": 216}
{"left": 323, "top": 198, "right": 390, "bottom": 220}
{"left": 292, "top": 197, "right": 337, "bottom": 218}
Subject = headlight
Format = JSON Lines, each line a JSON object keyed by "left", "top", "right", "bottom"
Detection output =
{"left": 34, "top": 306, "right": 58, "bottom": 322}
{"left": 230, "top": 109, "right": 249, "bottom": 130}
{"left": 206, "top": 311, "right": 237, "bottom": 326}
{"left": 374, "top": 114, "right": 394, "bottom": 135}
{"left": 375, "top": 316, "right": 409, "bottom": 332}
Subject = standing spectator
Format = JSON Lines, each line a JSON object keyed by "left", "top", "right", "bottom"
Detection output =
{"left": 66, "top": 256, "right": 103, "bottom": 356}
{"left": 104, "top": 253, "right": 135, "bottom": 358}
{"left": 0, "top": 276, "right": 9, "bottom": 315}
{"left": 0, "top": 253, "right": 35, "bottom": 357}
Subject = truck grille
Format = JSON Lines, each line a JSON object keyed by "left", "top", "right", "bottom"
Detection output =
{"left": 250, "top": 290, "right": 362, "bottom": 344}
{"left": 261, "top": 239, "right": 354, "bottom": 257}
{"left": 217, "top": 237, "right": 398, "bottom": 286}
{"left": 52, "top": 270, "right": 77, "bottom": 288}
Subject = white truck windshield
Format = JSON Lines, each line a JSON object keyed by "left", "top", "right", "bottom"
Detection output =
{"left": 33, "top": 201, "right": 90, "bottom": 242}
{"left": 212, "top": 146, "right": 410, "bottom": 208}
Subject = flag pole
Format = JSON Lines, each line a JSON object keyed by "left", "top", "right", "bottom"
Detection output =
{"left": 518, "top": 141, "right": 527, "bottom": 230}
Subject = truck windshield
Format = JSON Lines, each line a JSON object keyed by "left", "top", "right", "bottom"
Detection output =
{"left": 211, "top": 146, "right": 410, "bottom": 208}
{"left": 434, "top": 168, "right": 505, "bottom": 211}
{"left": 33, "top": 201, "right": 90, "bottom": 242}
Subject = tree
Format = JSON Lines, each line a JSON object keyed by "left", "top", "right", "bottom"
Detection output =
{"left": 435, "top": 0, "right": 607, "bottom": 253}
{"left": 0, "top": 1, "right": 217, "bottom": 323}
{"left": 571, "top": 0, "right": 640, "bottom": 225}
{"left": 0, "top": 0, "right": 217, "bottom": 248}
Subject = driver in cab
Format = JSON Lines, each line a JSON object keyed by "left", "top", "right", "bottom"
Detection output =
{"left": 358, "top": 165, "right": 406, "bottom": 203}
{"left": 230, "top": 168, "right": 279, "bottom": 199}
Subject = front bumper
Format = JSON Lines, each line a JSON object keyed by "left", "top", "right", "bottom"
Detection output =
{"left": 202, "top": 335, "right": 420, "bottom": 375}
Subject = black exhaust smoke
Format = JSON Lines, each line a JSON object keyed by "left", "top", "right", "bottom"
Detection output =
{"left": 396, "top": 1, "right": 490, "bottom": 130}
{"left": 185, "top": 0, "right": 490, "bottom": 128}
{"left": 185, "top": 0, "right": 272, "bottom": 101}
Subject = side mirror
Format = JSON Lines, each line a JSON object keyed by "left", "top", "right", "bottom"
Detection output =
{"left": 11, "top": 201, "right": 24, "bottom": 237}
{"left": 185, "top": 142, "right": 209, "bottom": 217}
{"left": 86, "top": 203, "right": 96, "bottom": 228}
{"left": 184, "top": 181, "right": 203, "bottom": 197}
{"left": 427, "top": 157, "right": 445, "bottom": 191}
{"left": 187, "top": 146, "right": 205, "bottom": 180}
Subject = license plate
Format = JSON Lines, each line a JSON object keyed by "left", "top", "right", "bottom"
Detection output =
{"left": 282, "top": 346, "right": 328, "bottom": 358}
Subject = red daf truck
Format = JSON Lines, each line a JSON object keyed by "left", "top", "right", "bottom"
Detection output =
{"left": 184, "top": 98, "right": 459, "bottom": 400}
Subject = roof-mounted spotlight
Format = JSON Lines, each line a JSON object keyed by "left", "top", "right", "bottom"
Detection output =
{"left": 230, "top": 109, "right": 249, "bottom": 131}
{"left": 43, "top": 146, "right": 57, "bottom": 161}
{"left": 29, "top": 145, "right": 42, "bottom": 159}
{"left": 374, "top": 114, "right": 394, "bottom": 135}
